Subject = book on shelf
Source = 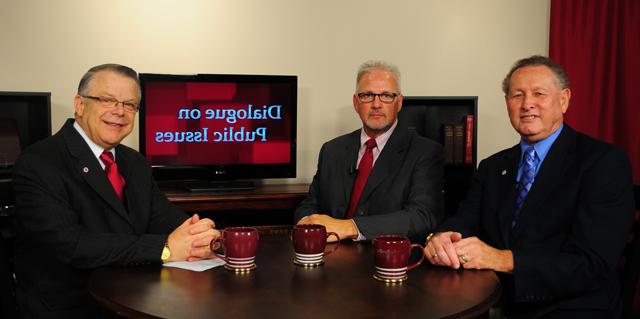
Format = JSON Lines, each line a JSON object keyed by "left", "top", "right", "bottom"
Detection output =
{"left": 442, "top": 123, "right": 454, "bottom": 163}
{"left": 464, "top": 115, "right": 474, "bottom": 164}
{"left": 453, "top": 123, "right": 464, "bottom": 163}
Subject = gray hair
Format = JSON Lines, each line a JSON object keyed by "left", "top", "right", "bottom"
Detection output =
{"left": 502, "top": 55, "right": 570, "bottom": 95}
{"left": 356, "top": 60, "right": 401, "bottom": 93}
{"left": 77, "top": 63, "right": 141, "bottom": 98}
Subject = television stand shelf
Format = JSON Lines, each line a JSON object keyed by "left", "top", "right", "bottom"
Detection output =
{"left": 184, "top": 180, "right": 256, "bottom": 192}
{"left": 162, "top": 183, "right": 309, "bottom": 229}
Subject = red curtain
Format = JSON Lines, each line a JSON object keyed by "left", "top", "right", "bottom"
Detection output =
{"left": 549, "top": 0, "right": 640, "bottom": 182}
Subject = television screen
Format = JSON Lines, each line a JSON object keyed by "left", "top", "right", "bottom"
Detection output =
{"left": 139, "top": 74, "right": 297, "bottom": 187}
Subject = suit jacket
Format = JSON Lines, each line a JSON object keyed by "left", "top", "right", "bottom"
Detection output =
{"left": 295, "top": 127, "right": 444, "bottom": 240}
{"left": 439, "top": 125, "right": 635, "bottom": 318}
{"left": 12, "top": 119, "right": 188, "bottom": 318}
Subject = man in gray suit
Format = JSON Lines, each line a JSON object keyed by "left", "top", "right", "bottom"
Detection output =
{"left": 295, "top": 61, "right": 444, "bottom": 241}
{"left": 13, "top": 64, "right": 220, "bottom": 318}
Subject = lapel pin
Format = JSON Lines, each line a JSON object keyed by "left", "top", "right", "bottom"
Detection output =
{"left": 501, "top": 170, "right": 507, "bottom": 176}
{"left": 83, "top": 167, "right": 89, "bottom": 173}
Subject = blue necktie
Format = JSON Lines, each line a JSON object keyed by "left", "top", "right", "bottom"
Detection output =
{"left": 512, "top": 146, "right": 537, "bottom": 229}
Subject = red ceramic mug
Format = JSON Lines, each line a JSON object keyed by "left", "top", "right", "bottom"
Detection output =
{"left": 372, "top": 235, "right": 425, "bottom": 282}
{"left": 292, "top": 224, "right": 340, "bottom": 266}
{"left": 211, "top": 227, "right": 259, "bottom": 272}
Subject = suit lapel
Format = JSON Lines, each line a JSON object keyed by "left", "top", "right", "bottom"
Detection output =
{"left": 510, "top": 126, "right": 576, "bottom": 243}
{"left": 358, "top": 128, "right": 409, "bottom": 206}
{"left": 496, "top": 145, "right": 521, "bottom": 246}
{"left": 61, "top": 120, "right": 132, "bottom": 226}
{"left": 341, "top": 131, "right": 361, "bottom": 206}
{"left": 117, "top": 146, "right": 148, "bottom": 233}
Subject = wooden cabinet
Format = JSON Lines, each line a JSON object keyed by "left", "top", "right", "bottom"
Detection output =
{"left": 398, "top": 96, "right": 478, "bottom": 218}
{"left": 163, "top": 183, "right": 309, "bottom": 228}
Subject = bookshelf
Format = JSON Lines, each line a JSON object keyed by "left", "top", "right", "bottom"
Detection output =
{"left": 398, "top": 96, "right": 478, "bottom": 218}
{"left": 0, "top": 92, "right": 51, "bottom": 318}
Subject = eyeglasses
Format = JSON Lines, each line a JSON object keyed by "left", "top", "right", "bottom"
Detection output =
{"left": 357, "top": 92, "right": 399, "bottom": 103}
{"left": 81, "top": 95, "right": 139, "bottom": 113}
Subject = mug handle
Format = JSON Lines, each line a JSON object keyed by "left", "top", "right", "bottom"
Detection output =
{"left": 407, "top": 243, "right": 425, "bottom": 271}
{"left": 210, "top": 237, "right": 226, "bottom": 260}
{"left": 324, "top": 232, "right": 340, "bottom": 255}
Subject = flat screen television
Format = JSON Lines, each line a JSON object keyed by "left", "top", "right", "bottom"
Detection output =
{"left": 139, "top": 73, "right": 297, "bottom": 191}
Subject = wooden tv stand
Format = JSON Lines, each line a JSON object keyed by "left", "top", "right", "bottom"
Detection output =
{"left": 162, "top": 183, "right": 309, "bottom": 229}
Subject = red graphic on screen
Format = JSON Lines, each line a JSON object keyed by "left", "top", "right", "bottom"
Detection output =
{"left": 144, "top": 82, "right": 292, "bottom": 165}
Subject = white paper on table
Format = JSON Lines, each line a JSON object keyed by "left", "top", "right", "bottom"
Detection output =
{"left": 162, "top": 258, "right": 225, "bottom": 272}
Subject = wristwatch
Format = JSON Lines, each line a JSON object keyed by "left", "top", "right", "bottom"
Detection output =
{"left": 425, "top": 233, "right": 435, "bottom": 246}
{"left": 161, "top": 242, "right": 171, "bottom": 263}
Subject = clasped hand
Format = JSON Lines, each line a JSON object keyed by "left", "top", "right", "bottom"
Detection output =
{"left": 297, "top": 214, "right": 357, "bottom": 242}
{"left": 423, "top": 231, "right": 513, "bottom": 273}
{"left": 167, "top": 214, "right": 221, "bottom": 262}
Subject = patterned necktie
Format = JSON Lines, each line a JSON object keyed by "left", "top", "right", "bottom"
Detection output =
{"left": 100, "top": 151, "right": 126, "bottom": 202}
{"left": 345, "top": 138, "right": 377, "bottom": 219}
{"left": 512, "top": 146, "right": 537, "bottom": 229}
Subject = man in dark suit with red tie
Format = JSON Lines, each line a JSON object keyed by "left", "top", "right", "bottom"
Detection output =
{"left": 12, "top": 64, "right": 220, "bottom": 318}
{"left": 424, "top": 56, "right": 635, "bottom": 318}
{"left": 295, "top": 61, "right": 444, "bottom": 241}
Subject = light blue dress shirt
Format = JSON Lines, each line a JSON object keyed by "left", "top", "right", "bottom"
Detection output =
{"left": 516, "top": 124, "right": 564, "bottom": 183}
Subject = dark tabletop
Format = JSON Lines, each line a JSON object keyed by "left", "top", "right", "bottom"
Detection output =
{"left": 89, "top": 234, "right": 500, "bottom": 319}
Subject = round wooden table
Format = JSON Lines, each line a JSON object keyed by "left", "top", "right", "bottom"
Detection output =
{"left": 89, "top": 234, "right": 500, "bottom": 318}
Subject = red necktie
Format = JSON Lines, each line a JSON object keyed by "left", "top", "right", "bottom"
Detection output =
{"left": 100, "top": 151, "right": 126, "bottom": 202}
{"left": 345, "top": 139, "right": 377, "bottom": 219}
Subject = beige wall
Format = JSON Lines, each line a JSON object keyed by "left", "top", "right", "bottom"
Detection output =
{"left": 0, "top": 0, "right": 550, "bottom": 183}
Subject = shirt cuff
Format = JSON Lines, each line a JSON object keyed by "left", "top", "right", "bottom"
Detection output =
{"left": 351, "top": 219, "right": 366, "bottom": 241}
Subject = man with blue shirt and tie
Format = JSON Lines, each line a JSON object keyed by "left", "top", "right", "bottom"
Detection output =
{"left": 424, "top": 55, "right": 635, "bottom": 318}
